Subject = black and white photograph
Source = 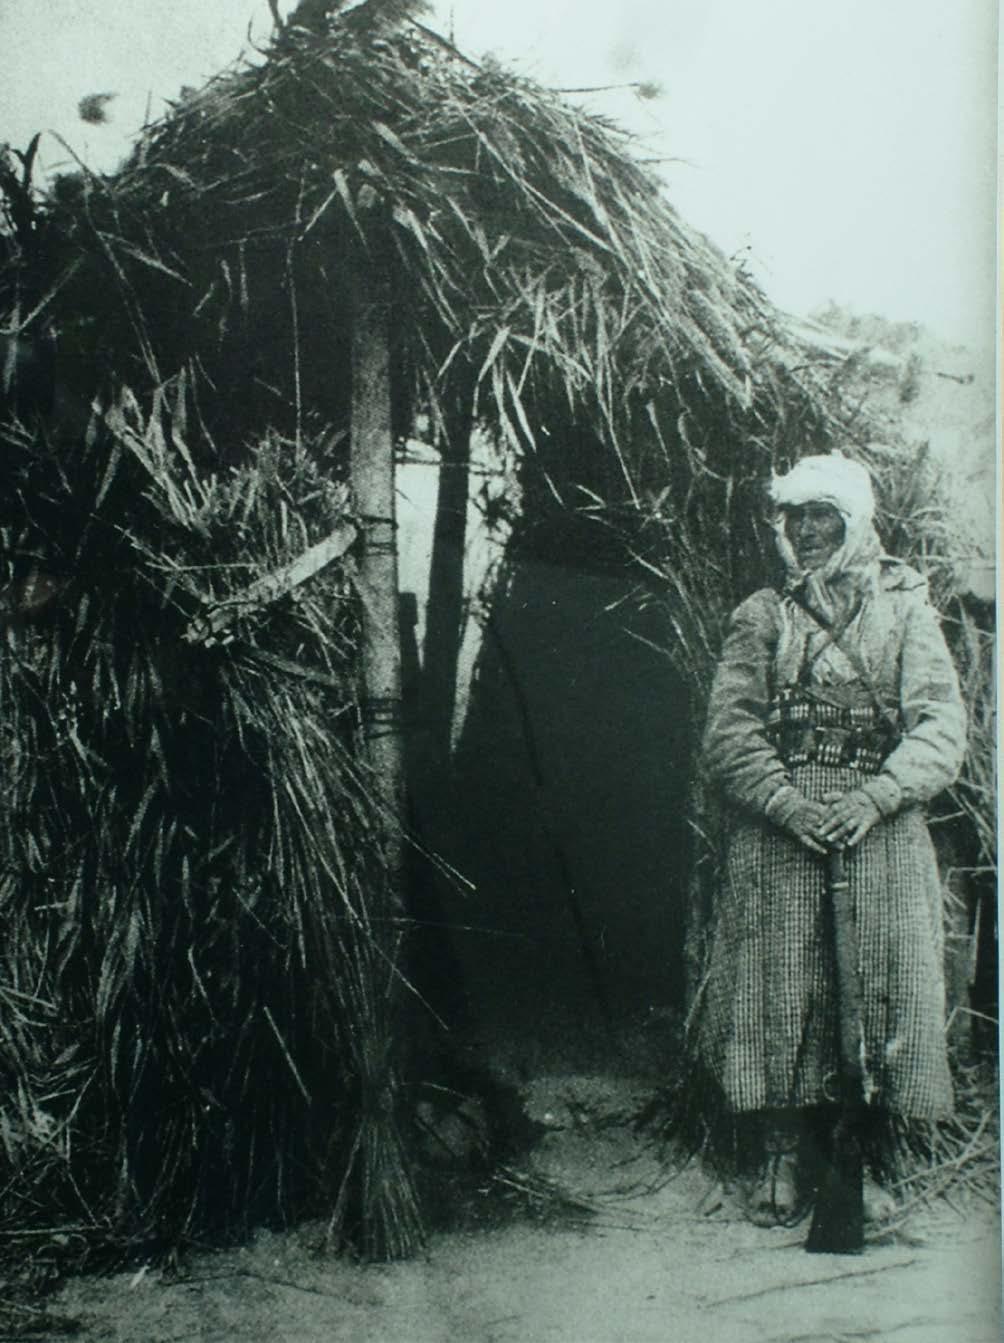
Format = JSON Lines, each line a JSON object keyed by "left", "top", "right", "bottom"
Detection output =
{"left": 0, "top": 1, "right": 998, "bottom": 1338}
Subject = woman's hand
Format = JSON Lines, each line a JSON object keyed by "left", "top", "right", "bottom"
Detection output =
{"left": 776, "top": 796, "right": 829, "bottom": 854}
{"left": 819, "top": 789, "right": 881, "bottom": 848}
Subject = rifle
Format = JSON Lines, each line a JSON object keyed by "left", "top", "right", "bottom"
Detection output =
{"left": 806, "top": 844, "right": 869, "bottom": 1254}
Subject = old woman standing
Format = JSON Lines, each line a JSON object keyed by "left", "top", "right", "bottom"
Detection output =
{"left": 696, "top": 451, "right": 966, "bottom": 1226}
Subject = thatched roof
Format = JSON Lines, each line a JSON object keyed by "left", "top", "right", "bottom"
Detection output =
{"left": 5, "top": 0, "right": 948, "bottom": 618}
{"left": 5, "top": 2, "right": 847, "bottom": 478}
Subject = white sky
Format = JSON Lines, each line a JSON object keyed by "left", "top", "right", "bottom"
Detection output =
{"left": 0, "top": 0, "right": 998, "bottom": 348}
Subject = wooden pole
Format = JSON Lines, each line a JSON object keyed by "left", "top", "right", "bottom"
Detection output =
{"left": 350, "top": 267, "right": 405, "bottom": 867}
{"left": 344, "top": 261, "right": 423, "bottom": 1259}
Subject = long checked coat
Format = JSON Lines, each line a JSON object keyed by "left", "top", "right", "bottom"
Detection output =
{"left": 695, "top": 559, "right": 966, "bottom": 1118}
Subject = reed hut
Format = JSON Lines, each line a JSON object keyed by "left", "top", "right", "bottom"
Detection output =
{"left": 0, "top": 0, "right": 991, "bottom": 1261}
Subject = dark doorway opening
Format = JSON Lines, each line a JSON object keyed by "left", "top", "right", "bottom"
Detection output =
{"left": 428, "top": 554, "right": 691, "bottom": 1047}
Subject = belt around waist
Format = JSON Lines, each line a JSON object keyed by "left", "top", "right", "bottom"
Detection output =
{"left": 771, "top": 722, "right": 894, "bottom": 775}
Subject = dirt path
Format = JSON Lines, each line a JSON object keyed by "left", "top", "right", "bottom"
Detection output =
{"left": 51, "top": 1072, "right": 1001, "bottom": 1343}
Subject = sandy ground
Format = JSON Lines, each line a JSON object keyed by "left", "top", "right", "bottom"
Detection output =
{"left": 42, "top": 1069, "right": 1001, "bottom": 1343}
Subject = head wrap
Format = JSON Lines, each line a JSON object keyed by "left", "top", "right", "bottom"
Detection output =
{"left": 769, "top": 450, "right": 881, "bottom": 624}
{"left": 770, "top": 451, "right": 876, "bottom": 524}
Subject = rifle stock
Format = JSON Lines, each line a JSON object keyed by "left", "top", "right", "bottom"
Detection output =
{"left": 806, "top": 845, "right": 867, "bottom": 1254}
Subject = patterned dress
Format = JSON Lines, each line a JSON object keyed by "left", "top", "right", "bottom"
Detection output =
{"left": 696, "top": 560, "right": 966, "bottom": 1119}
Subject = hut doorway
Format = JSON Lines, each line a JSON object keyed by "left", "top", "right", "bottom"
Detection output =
{"left": 407, "top": 536, "right": 692, "bottom": 1048}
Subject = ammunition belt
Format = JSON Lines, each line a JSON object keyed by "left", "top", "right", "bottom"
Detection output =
{"left": 767, "top": 687, "right": 900, "bottom": 776}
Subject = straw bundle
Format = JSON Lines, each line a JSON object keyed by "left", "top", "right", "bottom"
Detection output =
{"left": 0, "top": 397, "right": 420, "bottom": 1258}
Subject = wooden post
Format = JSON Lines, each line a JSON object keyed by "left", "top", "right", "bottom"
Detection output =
{"left": 350, "top": 268, "right": 405, "bottom": 870}
{"left": 344, "top": 261, "right": 423, "bottom": 1259}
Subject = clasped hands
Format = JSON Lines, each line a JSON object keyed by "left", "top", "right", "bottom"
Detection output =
{"left": 783, "top": 789, "right": 881, "bottom": 855}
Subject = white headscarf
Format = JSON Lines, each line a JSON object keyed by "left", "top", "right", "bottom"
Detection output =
{"left": 769, "top": 450, "right": 881, "bottom": 625}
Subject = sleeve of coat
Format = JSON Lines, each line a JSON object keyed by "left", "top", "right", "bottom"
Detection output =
{"left": 859, "top": 593, "right": 967, "bottom": 816}
{"left": 701, "top": 589, "right": 799, "bottom": 819}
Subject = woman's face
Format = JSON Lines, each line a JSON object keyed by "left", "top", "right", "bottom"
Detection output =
{"left": 783, "top": 502, "right": 846, "bottom": 571}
